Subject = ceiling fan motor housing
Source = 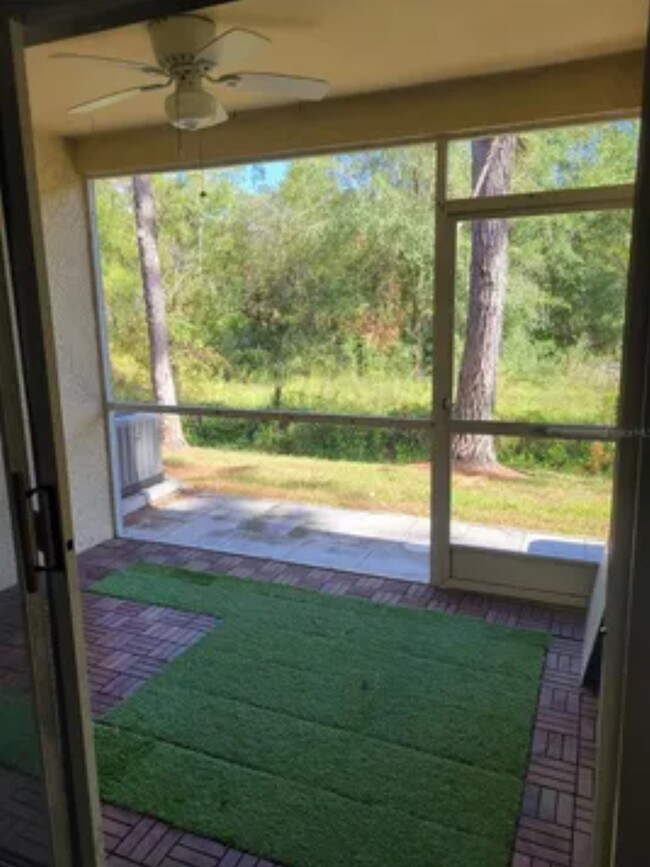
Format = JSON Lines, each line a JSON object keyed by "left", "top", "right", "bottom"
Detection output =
{"left": 149, "top": 14, "right": 216, "bottom": 72}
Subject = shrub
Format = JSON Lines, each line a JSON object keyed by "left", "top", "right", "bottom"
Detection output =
{"left": 184, "top": 417, "right": 430, "bottom": 464}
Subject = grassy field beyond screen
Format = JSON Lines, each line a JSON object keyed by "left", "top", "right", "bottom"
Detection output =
{"left": 165, "top": 444, "right": 611, "bottom": 538}
{"left": 94, "top": 563, "right": 547, "bottom": 867}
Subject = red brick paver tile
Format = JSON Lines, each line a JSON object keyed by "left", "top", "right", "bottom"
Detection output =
{"left": 69, "top": 538, "right": 596, "bottom": 867}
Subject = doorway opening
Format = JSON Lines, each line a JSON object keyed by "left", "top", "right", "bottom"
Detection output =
{"left": 92, "top": 122, "right": 638, "bottom": 598}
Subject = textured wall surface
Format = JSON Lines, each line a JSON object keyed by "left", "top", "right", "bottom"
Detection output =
{"left": 0, "top": 135, "right": 113, "bottom": 582}
{"left": 34, "top": 134, "right": 113, "bottom": 554}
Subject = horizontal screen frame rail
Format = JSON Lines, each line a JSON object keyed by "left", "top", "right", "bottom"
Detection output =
{"left": 451, "top": 419, "right": 623, "bottom": 441}
{"left": 445, "top": 183, "right": 635, "bottom": 221}
{"left": 109, "top": 402, "right": 624, "bottom": 441}
{"left": 108, "top": 402, "right": 433, "bottom": 431}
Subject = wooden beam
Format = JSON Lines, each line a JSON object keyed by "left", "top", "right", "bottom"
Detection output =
{"left": 20, "top": 0, "right": 237, "bottom": 47}
{"left": 73, "top": 50, "right": 643, "bottom": 178}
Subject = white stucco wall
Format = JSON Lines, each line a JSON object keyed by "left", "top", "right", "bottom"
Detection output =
{"left": 0, "top": 135, "right": 113, "bottom": 582}
{"left": 35, "top": 135, "right": 113, "bottom": 554}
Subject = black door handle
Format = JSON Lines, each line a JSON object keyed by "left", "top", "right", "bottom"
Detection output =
{"left": 10, "top": 473, "right": 64, "bottom": 593}
{"left": 10, "top": 470, "right": 39, "bottom": 593}
{"left": 27, "top": 484, "right": 64, "bottom": 573}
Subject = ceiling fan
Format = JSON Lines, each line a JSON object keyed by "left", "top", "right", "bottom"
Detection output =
{"left": 51, "top": 14, "right": 330, "bottom": 131}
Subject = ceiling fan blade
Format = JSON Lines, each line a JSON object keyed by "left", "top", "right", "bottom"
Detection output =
{"left": 51, "top": 52, "right": 164, "bottom": 76}
{"left": 196, "top": 28, "right": 270, "bottom": 67}
{"left": 68, "top": 83, "right": 169, "bottom": 114}
{"left": 217, "top": 73, "right": 329, "bottom": 101}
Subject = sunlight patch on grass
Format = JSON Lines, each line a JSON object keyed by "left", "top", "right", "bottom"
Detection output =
{"left": 164, "top": 445, "right": 610, "bottom": 538}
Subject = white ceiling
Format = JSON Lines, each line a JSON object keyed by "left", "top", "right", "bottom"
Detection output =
{"left": 26, "top": 0, "right": 648, "bottom": 137}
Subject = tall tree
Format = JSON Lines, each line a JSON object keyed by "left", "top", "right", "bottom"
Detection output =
{"left": 132, "top": 174, "right": 186, "bottom": 448}
{"left": 453, "top": 135, "right": 517, "bottom": 467}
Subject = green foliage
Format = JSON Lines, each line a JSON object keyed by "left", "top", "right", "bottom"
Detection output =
{"left": 95, "top": 120, "right": 638, "bottom": 474}
{"left": 498, "top": 437, "right": 614, "bottom": 476}
{"left": 183, "top": 416, "right": 611, "bottom": 475}
{"left": 174, "top": 363, "right": 616, "bottom": 473}
{"left": 448, "top": 120, "right": 639, "bottom": 197}
{"left": 185, "top": 416, "right": 430, "bottom": 464}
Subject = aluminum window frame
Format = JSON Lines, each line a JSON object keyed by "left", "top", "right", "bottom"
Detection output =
{"left": 89, "top": 136, "right": 636, "bottom": 593}
{"left": 432, "top": 137, "right": 634, "bottom": 587}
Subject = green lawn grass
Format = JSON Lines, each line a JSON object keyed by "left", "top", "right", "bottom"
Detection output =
{"left": 114, "top": 360, "right": 618, "bottom": 426}
{"left": 93, "top": 563, "right": 547, "bottom": 867}
{"left": 117, "top": 361, "right": 614, "bottom": 538}
{"left": 165, "top": 445, "right": 611, "bottom": 538}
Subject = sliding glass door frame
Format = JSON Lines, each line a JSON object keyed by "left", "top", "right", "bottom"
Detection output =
{"left": 0, "top": 17, "right": 103, "bottom": 867}
{"left": 0, "top": 180, "right": 75, "bottom": 867}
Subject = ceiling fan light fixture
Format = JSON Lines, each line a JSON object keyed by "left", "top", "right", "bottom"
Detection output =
{"left": 165, "top": 83, "right": 219, "bottom": 130}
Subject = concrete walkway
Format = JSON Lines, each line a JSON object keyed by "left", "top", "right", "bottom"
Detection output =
{"left": 124, "top": 492, "right": 604, "bottom": 584}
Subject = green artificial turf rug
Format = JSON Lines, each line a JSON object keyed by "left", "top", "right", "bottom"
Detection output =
{"left": 92, "top": 563, "right": 548, "bottom": 867}
{"left": 0, "top": 693, "right": 41, "bottom": 776}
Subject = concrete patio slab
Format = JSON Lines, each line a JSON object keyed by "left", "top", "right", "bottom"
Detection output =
{"left": 124, "top": 491, "right": 605, "bottom": 584}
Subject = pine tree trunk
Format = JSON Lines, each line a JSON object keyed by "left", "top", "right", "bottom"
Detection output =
{"left": 452, "top": 135, "right": 516, "bottom": 467}
{"left": 132, "top": 174, "right": 186, "bottom": 449}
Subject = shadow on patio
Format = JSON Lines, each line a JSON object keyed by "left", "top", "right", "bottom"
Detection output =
{"left": 124, "top": 490, "right": 605, "bottom": 585}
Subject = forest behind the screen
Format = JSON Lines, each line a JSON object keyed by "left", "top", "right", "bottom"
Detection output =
{"left": 96, "top": 121, "right": 637, "bottom": 476}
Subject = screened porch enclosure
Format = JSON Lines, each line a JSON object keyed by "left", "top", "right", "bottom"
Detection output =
{"left": 0, "top": 2, "right": 647, "bottom": 866}
{"left": 92, "top": 122, "right": 638, "bottom": 607}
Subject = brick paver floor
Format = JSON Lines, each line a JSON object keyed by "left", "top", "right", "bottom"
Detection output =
{"left": 1, "top": 538, "right": 595, "bottom": 867}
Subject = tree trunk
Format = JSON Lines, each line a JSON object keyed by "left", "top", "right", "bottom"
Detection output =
{"left": 132, "top": 174, "right": 186, "bottom": 448}
{"left": 452, "top": 135, "right": 516, "bottom": 467}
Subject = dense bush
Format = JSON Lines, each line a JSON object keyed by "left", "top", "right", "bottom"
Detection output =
{"left": 184, "top": 415, "right": 613, "bottom": 475}
{"left": 498, "top": 438, "right": 614, "bottom": 475}
{"left": 184, "top": 417, "right": 430, "bottom": 464}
